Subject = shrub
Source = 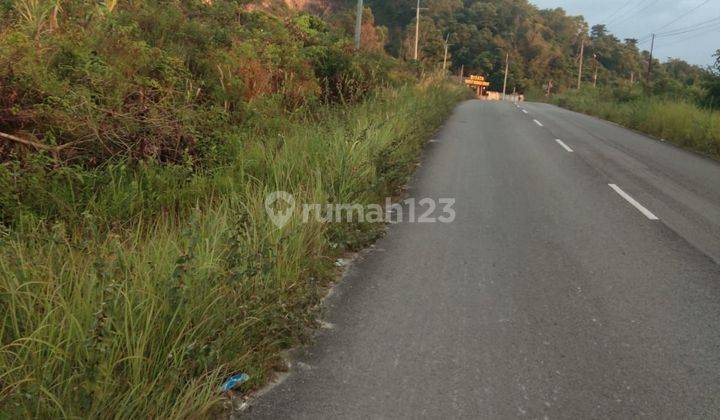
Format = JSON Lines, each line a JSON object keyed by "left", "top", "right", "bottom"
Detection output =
{"left": 0, "top": 0, "right": 405, "bottom": 165}
{"left": 549, "top": 87, "right": 720, "bottom": 159}
{"left": 0, "top": 82, "right": 465, "bottom": 418}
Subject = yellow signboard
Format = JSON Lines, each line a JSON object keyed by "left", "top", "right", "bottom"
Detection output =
{"left": 465, "top": 75, "right": 490, "bottom": 87}
{"left": 465, "top": 78, "right": 490, "bottom": 87}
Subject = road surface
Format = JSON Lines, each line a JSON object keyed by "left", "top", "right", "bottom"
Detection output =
{"left": 246, "top": 101, "right": 720, "bottom": 419}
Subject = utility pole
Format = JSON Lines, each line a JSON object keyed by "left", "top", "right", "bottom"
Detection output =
{"left": 502, "top": 52, "right": 509, "bottom": 100}
{"left": 577, "top": 37, "right": 584, "bottom": 89}
{"left": 592, "top": 53, "right": 598, "bottom": 87}
{"left": 413, "top": 0, "right": 422, "bottom": 61}
{"left": 442, "top": 33, "right": 451, "bottom": 72}
{"left": 354, "top": 0, "right": 363, "bottom": 50}
{"left": 459, "top": 64, "right": 464, "bottom": 79}
{"left": 647, "top": 33, "right": 656, "bottom": 81}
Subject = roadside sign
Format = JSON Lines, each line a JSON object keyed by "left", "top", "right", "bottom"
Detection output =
{"left": 465, "top": 75, "right": 490, "bottom": 87}
{"left": 464, "top": 79, "right": 490, "bottom": 87}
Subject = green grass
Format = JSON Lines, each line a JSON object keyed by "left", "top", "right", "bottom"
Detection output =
{"left": 0, "top": 81, "right": 465, "bottom": 418}
{"left": 549, "top": 88, "right": 720, "bottom": 159}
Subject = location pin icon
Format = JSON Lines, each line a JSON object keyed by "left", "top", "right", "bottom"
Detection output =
{"left": 265, "top": 191, "right": 295, "bottom": 228}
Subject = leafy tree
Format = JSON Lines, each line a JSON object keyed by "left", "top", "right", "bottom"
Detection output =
{"left": 702, "top": 49, "right": 720, "bottom": 108}
{"left": 361, "top": 0, "right": 712, "bottom": 95}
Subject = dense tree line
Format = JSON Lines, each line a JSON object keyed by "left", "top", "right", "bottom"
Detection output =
{"left": 359, "top": 0, "right": 718, "bottom": 102}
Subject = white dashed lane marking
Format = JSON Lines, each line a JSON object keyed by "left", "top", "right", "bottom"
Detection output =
{"left": 609, "top": 184, "right": 659, "bottom": 220}
{"left": 555, "top": 139, "right": 573, "bottom": 152}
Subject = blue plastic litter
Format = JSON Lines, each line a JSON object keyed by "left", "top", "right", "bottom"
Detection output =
{"left": 222, "top": 373, "right": 250, "bottom": 393}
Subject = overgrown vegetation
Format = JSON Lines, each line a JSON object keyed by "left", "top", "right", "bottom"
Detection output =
{"left": 1, "top": 0, "right": 716, "bottom": 416}
{"left": 542, "top": 51, "right": 720, "bottom": 159}
{"left": 0, "top": 0, "right": 404, "bottom": 164}
{"left": 549, "top": 86, "right": 720, "bottom": 159}
{"left": 0, "top": 82, "right": 464, "bottom": 417}
{"left": 0, "top": 0, "right": 466, "bottom": 417}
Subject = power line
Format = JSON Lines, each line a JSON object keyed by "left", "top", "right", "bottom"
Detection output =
{"left": 605, "top": 0, "right": 651, "bottom": 25}
{"left": 607, "top": 0, "right": 655, "bottom": 26}
{"left": 603, "top": 0, "right": 642, "bottom": 25}
{"left": 658, "top": 17, "right": 720, "bottom": 36}
{"left": 653, "top": 25, "right": 720, "bottom": 51}
{"left": 613, "top": 2, "right": 719, "bottom": 63}
{"left": 656, "top": 17, "right": 720, "bottom": 38}
{"left": 632, "top": 15, "right": 720, "bottom": 45}
{"left": 634, "top": 19, "right": 720, "bottom": 58}
{"left": 653, "top": 0, "right": 711, "bottom": 32}
{"left": 657, "top": 15, "right": 720, "bottom": 34}
{"left": 610, "top": 0, "right": 663, "bottom": 27}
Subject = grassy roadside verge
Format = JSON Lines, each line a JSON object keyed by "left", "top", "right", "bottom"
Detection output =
{"left": 0, "top": 81, "right": 466, "bottom": 418}
{"left": 548, "top": 88, "right": 720, "bottom": 159}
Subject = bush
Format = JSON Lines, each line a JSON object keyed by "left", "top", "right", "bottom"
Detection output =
{"left": 0, "top": 0, "right": 404, "bottom": 165}
{"left": 549, "top": 87, "right": 720, "bottom": 159}
{"left": 702, "top": 76, "right": 720, "bottom": 109}
{"left": 0, "top": 3, "right": 467, "bottom": 416}
{"left": 0, "top": 82, "right": 465, "bottom": 418}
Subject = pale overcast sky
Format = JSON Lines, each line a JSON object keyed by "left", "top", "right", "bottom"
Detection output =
{"left": 530, "top": 0, "right": 720, "bottom": 66}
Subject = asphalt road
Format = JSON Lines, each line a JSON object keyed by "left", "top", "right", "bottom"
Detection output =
{"left": 246, "top": 100, "right": 720, "bottom": 419}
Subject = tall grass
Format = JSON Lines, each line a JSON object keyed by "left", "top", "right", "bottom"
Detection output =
{"left": 550, "top": 88, "right": 720, "bottom": 159}
{"left": 0, "top": 81, "right": 464, "bottom": 418}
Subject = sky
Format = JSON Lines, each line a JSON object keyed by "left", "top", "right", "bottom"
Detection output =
{"left": 530, "top": 0, "right": 720, "bottom": 66}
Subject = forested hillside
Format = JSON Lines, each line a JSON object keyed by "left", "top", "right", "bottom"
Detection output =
{"left": 363, "top": 0, "right": 717, "bottom": 103}
{"left": 354, "top": 0, "right": 718, "bottom": 156}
